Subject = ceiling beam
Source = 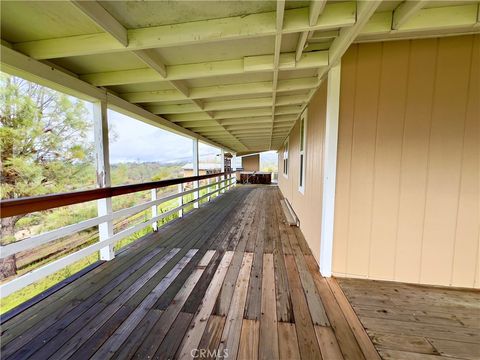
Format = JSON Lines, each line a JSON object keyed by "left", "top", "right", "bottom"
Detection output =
{"left": 357, "top": 4, "right": 479, "bottom": 42}
{"left": 285, "top": 0, "right": 380, "bottom": 150}
{"left": 270, "top": 0, "right": 286, "bottom": 150}
{"left": 121, "top": 77, "right": 317, "bottom": 103}
{"left": 167, "top": 105, "right": 302, "bottom": 122}
{"left": 132, "top": 49, "right": 167, "bottom": 78}
{"left": 147, "top": 95, "right": 304, "bottom": 117}
{"left": 70, "top": 1, "right": 219, "bottom": 137}
{"left": 220, "top": 114, "right": 298, "bottom": 126}
{"left": 328, "top": 1, "right": 382, "bottom": 64}
{"left": 309, "top": 0, "right": 329, "bottom": 26}
{"left": 70, "top": 0, "right": 128, "bottom": 46}
{"left": 392, "top": 0, "right": 427, "bottom": 30}
{"left": 296, "top": 0, "right": 328, "bottom": 61}
{"left": 15, "top": 2, "right": 356, "bottom": 60}
{"left": 0, "top": 45, "right": 235, "bottom": 153}
{"left": 181, "top": 117, "right": 296, "bottom": 132}
{"left": 80, "top": 50, "right": 329, "bottom": 86}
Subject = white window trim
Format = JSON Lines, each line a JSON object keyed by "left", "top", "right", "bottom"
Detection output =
{"left": 298, "top": 110, "right": 307, "bottom": 194}
{"left": 282, "top": 137, "right": 289, "bottom": 179}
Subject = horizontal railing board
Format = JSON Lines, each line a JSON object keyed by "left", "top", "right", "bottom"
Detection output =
{"left": 0, "top": 172, "right": 233, "bottom": 218}
{"left": 0, "top": 178, "right": 235, "bottom": 298}
{"left": 0, "top": 177, "right": 231, "bottom": 258}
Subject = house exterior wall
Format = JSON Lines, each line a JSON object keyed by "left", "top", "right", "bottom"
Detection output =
{"left": 242, "top": 154, "right": 260, "bottom": 171}
{"left": 279, "top": 35, "right": 479, "bottom": 288}
{"left": 278, "top": 82, "right": 327, "bottom": 261}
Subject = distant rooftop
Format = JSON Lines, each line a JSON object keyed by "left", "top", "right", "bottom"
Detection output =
{"left": 182, "top": 163, "right": 221, "bottom": 171}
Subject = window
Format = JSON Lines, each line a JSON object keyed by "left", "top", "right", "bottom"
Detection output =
{"left": 299, "top": 111, "right": 307, "bottom": 193}
{"left": 283, "top": 138, "right": 289, "bottom": 177}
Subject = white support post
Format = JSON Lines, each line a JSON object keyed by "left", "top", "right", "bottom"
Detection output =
{"left": 232, "top": 154, "right": 237, "bottom": 189}
{"left": 178, "top": 183, "right": 184, "bottom": 218}
{"left": 93, "top": 99, "right": 114, "bottom": 261}
{"left": 193, "top": 139, "right": 199, "bottom": 208}
{"left": 220, "top": 149, "right": 225, "bottom": 194}
{"left": 207, "top": 177, "right": 211, "bottom": 201}
{"left": 320, "top": 63, "right": 341, "bottom": 277}
{"left": 151, "top": 189, "right": 158, "bottom": 232}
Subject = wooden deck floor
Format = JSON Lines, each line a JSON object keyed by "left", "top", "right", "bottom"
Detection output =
{"left": 338, "top": 278, "right": 480, "bottom": 360}
{"left": 1, "top": 186, "right": 380, "bottom": 359}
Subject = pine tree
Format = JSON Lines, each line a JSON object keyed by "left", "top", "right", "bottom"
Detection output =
{"left": 0, "top": 74, "right": 94, "bottom": 278}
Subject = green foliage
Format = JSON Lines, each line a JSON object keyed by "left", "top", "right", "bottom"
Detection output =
{"left": 0, "top": 73, "right": 94, "bottom": 200}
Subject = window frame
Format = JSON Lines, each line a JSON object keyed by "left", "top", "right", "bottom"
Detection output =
{"left": 282, "top": 137, "right": 289, "bottom": 178}
{"left": 298, "top": 110, "right": 307, "bottom": 194}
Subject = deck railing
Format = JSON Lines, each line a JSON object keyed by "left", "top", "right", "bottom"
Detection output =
{"left": 0, "top": 172, "right": 236, "bottom": 297}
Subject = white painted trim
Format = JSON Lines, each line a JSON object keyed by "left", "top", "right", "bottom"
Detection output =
{"left": 220, "top": 148, "right": 225, "bottom": 194}
{"left": 282, "top": 137, "right": 289, "bottom": 178}
{"left": 151, "top": 189, "right": 158, "bottom": 232}
{"left": 93, "top": 100, "right": 115, "bottom": 261}
{"left": 320, "top": 63, "right": 341, "bottom": 277}
{"left": 298, "top": 109, "right": 307, "bottom": 195}
{"left": 193, "top": 139, "right": 200, "bottom": 208}
{"left": 178, "top": 183, "right": 184, "bottom": 218}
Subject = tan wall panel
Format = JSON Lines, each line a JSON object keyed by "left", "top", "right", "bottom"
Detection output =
{"left": 242, "top": 154, "right": 260, "bottom": 171}
{"left": 368, "top": 41, "right": 410, "bottom": 280}
{"left": 346, "top": 42, "right": 382, "bottom": 277}
{"left": 278, "top": 82, "right": 327, "bottom": 261}
{"left": 332, "top": 45, "right": 357, "bottom": 274}
{"left": 452, "top": 35, "right": 479, "bottom": 287}
{"left": 394, "top": 39, "right": 437, "bottom": 283}
{"left": 420, "top": 36, "right": 472, "bottom": 285}
{"left": 333, "top": 35, "right": 479, "bottom": 288}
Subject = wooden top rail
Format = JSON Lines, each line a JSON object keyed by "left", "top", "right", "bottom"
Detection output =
{"left": 1, "top": 172, "right": 232, "bottom": 218}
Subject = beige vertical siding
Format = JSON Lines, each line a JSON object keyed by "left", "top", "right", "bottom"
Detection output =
{"left": 242, "top": 154, "right": 260, "bottom": 171}
{"left": 278, "top": 82, "right": 327, "bottom": 261}
{"left": 332, "top": 35, "right": 479, "bottom": 288}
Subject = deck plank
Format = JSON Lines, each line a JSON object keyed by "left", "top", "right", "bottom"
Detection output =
{"left": 238, "top": 319, "right": 259, "bottom": 360}
{"left": 337, "top": 277, "right": 480, "bottom": 360}
{"left": 259, "top": 253, "right": 279, "bottom": 360}
{"left": 197, "top": 315, "right": 226, "bottom": 360}
{"left": 217, "top": 252, "right": 253, "bottom": 359}
{"left": 176, "top": 251, "right": 234, "bottom": 359}
{"left": 284, "top": 254, "right": 323, "bottom": 359}
{"left": 278, "top": 322, "right": 301, "bottom": 360}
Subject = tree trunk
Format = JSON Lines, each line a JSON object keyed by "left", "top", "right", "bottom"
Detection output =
{"left": 1, "top": 217, "right": 18, "bottom": 279}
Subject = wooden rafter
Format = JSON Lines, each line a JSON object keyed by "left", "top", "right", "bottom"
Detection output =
{"left": 70, "top": 0, "right": 249, "bottom": 150}
{"left": 79, "top": 51, "right": 329, "bottom": 86}
{"left": 4, "top": 0, "right": 476, "bottom": 153}
{"left": 121, "top": 77, "right": 318, "bottom": 103}
{"left": 270, "top": 0, "right": 286, "bottom": 150}
{"left": 15, "top": 2, "right": 357, "bottom": 60}
{"left": 357, "top": 3, "right": 479, "bottom": 42}
{"left": 392, "top": 0, "right": 427, "bottom": 30}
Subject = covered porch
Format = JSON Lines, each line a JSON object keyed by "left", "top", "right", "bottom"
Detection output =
{"left": 1, "top": 1, "right": 479, "bottom": 359}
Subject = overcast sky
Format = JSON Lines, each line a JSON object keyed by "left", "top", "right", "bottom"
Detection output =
{"left": 108, "top": 110, "right": 217, "bottom": 164}
{"left": 107, "top": 110, "right": 278, "bottom": 166}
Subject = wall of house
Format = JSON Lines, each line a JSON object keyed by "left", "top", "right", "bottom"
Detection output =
{"left": 278, "top": 82, "right": 327, "bottom": 261}
{"left": 279, "top": 34, "right": 479, "bottom": 288}
{"left": 242, "top": 154, "right": 260, "bottom": 171}
{"left": 333, "top": 35, "right": 479, "bottom": 288}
